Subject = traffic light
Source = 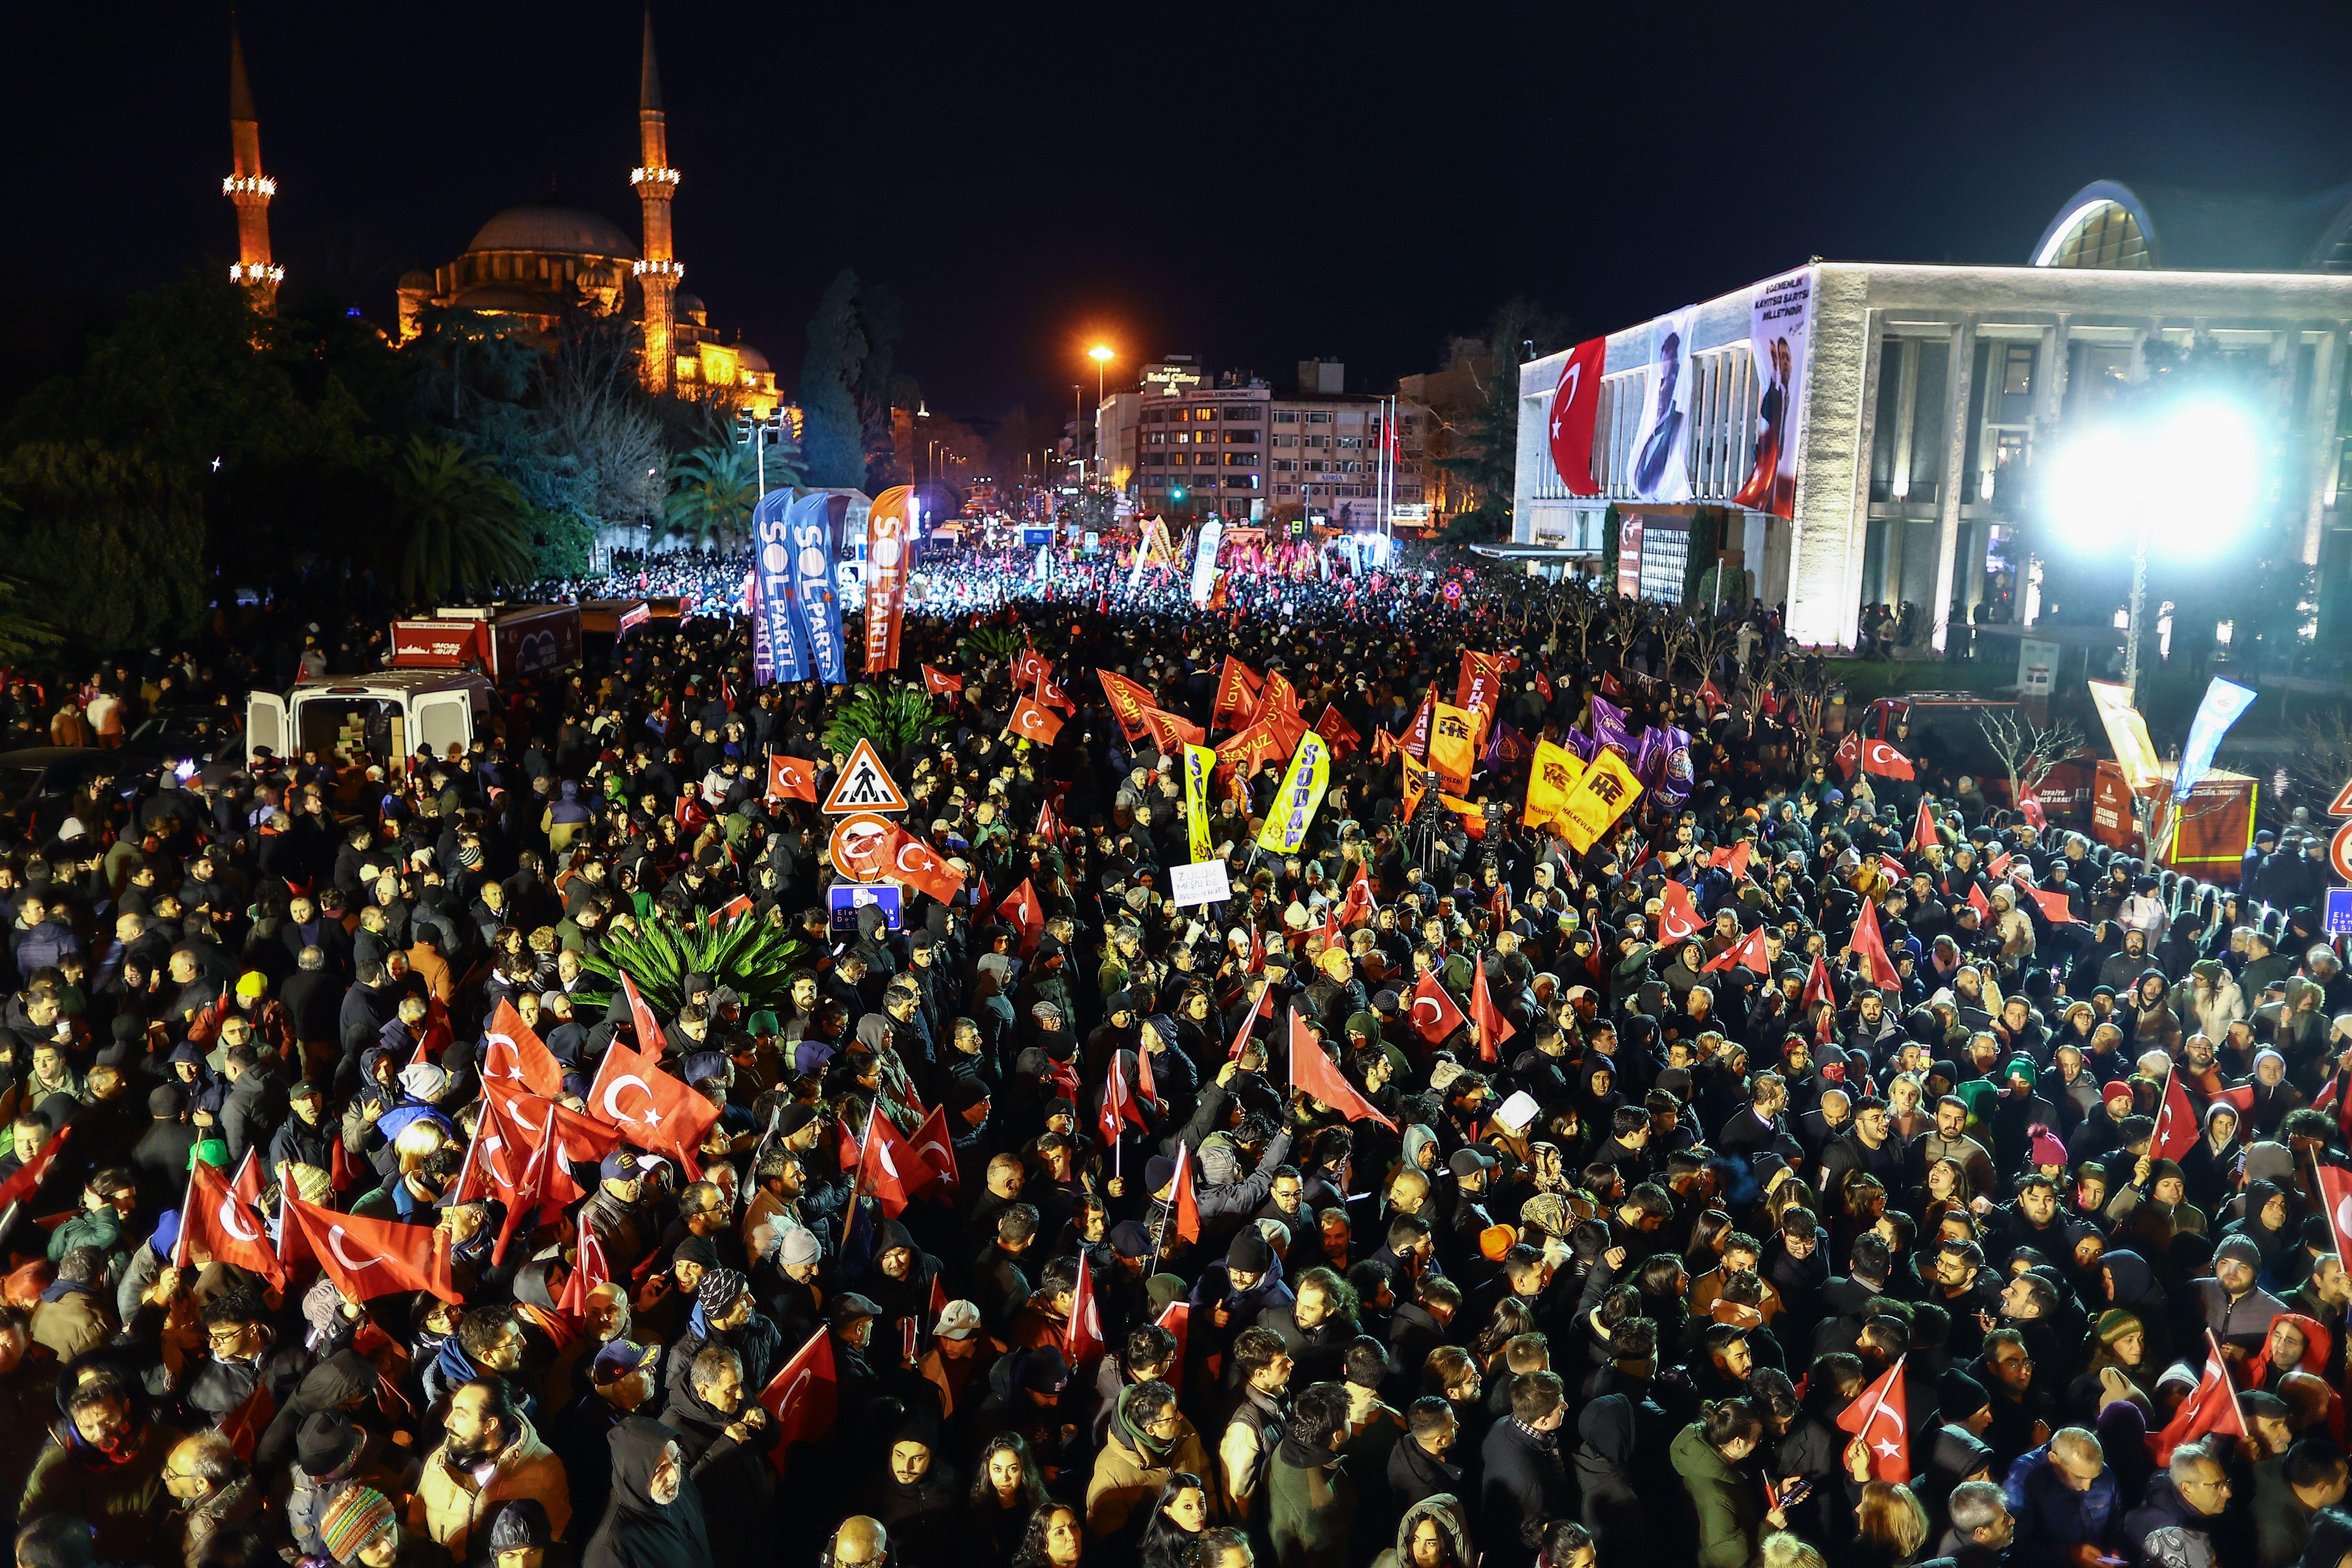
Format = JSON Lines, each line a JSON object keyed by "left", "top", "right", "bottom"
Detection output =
{"left": 1170, "top": 486, "right": 1185, "bottom": 501}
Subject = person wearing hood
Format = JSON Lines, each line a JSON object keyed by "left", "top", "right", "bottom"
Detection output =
{"left": 1086, "top": 1379, "right": 1209, "bottom": 1547}
{"left": 1572, "top": 1392, "right": 1653, "bottom": 1568}
{"left": 408, "top": 1376, "right": 571, "bottom": 1558}
{"left": 860, "top": 1217, "right": 945, "bottom": 1355}
{"left": 662, "top": 1342, "right": 779, "bottom": 1566}
{"left": 1269, "top": 1380, "right": 1356, "bottom": 1568}
{"left": 2179, "top": 1101, "right": 2244, "bottom": 1218}
{"left": 583, "top": 1415, "right": 711, "bottom": 1568}
{"left": 1368, "top": 1491, "right": 1475, "bottom": 1568}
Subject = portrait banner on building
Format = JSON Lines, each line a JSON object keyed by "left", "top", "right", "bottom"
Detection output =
{"left": 862, "top": 486, "right": 913, "bottom": 673}
{"left": 788, "top": 492, "right": 848, "bottom": 684}
{"left": 753, "top": 489, "right": 808, "bottom": 684}
{"left": 1547, "top": 337, "right": 1608, "bottom": 497}
{"left": 1731, "top": 268, "right": 1814, "bottom": 518}
{"left": 1628, "top": 306, "right": 1697, "bottom": 503}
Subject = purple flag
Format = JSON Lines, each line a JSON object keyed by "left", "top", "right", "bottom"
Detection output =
{"left": 1587, "top": 695, "right": 1630, "bottom": 758}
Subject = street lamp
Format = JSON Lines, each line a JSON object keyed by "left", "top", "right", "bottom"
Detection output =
{"left": 2043, "top": 396, "right": 2262, "bottom": 703}
{"left": 1088, "top": 345, "right": 1114, "bottom": 488}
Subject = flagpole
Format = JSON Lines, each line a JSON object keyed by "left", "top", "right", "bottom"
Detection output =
{"left": 2209, "top": 1328, "right": 2246, "bottom": 1436}
{"left": 171, "top": 1159, "right": 198, "bottom": 1269}
{"left": 1859, "top": 1353, "right": 1905, "bottom": 1472}
{"left": 842, "top": 1101, "right": 877, "bottom": 1248}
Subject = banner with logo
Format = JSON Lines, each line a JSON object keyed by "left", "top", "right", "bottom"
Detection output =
{"left": 1557, "top": 748, "right": 1644, "bottom": 854}
{"left": 788, "top": 492, "right": 847, "bottom": 684}
{"left": 862, "top": 485, "right": 913, "bottom": 673}
{"left": 2174, "top": 677, "right": 2257, "bottom": 798}
{"left": 1190, "top": 519, "right": 1223, "bottom": 608}
{"left": 1523, "top": 740, "right": 1588, "bottom": 831}
{"left": 2088, "top": 680, "right": 2165, "bottom": 791}
{"left": 753, "top": 489, "right": 808, "bottom": 684}
{"left": 1183, "top": 743, "right": 1215, "bottom": 863}
{"left": 1628, "top": 306, "right": 1697, "bottom": 504}
{"left": 1731, "top": 268, "right": 1814, "bottom": 518}
{"left": 1547, "top": 337, "right": 1608, "bottom": 497}
{"left": 1255, "top": 733, "right": 1330, "bottom": 855}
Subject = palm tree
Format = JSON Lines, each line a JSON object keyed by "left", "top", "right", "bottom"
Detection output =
{"left": 385, "top": 436, "right": 531, "bottom": 604}
{"left": 663, "top": 441, "right": 760, "bottom": 550}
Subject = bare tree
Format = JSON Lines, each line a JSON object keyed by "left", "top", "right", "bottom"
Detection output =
{"left": 1976, "top": 709, "right": 2089, "bottom": 813}
{"left": 2290, "top": 711, "right": 2352, "bottom": 817}
{"left": 1559, "top": 585, "right": 1605, "bottom": 664}
{"left": 543, "top": 314, "right": 665, "bottom": 529}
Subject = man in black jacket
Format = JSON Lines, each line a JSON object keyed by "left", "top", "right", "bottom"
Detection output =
{"left": 1480, "top": 1369, "right": 1572, "bottom": 1568}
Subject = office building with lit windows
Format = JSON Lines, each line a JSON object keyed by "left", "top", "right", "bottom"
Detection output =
{"left": 1123, "top": 362, "right": 1431, "bottom": 523}
{"left": 1513, "top": 179, "right": 2352, "bottom": 649}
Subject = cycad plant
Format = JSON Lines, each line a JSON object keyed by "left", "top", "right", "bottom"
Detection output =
{"left": 575, "top": 908, "right": 815, "bottom": 1017}
{"left": 824, "top": 684, "right": 942, "bottom": 759}
{"left": 958, "top": 624, "right": 1021, "bottom": 667}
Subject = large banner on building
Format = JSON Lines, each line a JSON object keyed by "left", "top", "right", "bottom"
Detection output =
{"left": 787, "top": 492, "right": 847, "bottom": 684}
{"left": 753, "top": 489, "right": 808, "bottom": 684}
{"left": 862, "top": 486, "right": 912, "bottom": 673}
{"left": 1547, "top": 337, "right": 1608, "bottom": 497}
{"left": 1731, "top": 268, "right": 1814, "bottom": 518}
{"left": 1628, "top": 307, "right": 1697, "bottom": 503}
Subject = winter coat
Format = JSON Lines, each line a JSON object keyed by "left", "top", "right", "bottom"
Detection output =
{"left": 2002, "top": 1442, "right": 2120, "bottom": 1568}
{"left": 1671, "top": 1422, "right": 1762, "bottom": 1568}
{"left": 20, "top": 1415, "right": 188, "bottom": 1565}
{"left": 1480, "top": 1414, "right": 1571, "bottom": 1568}
{"left": 1573, "top": 1395, "right": 1646, "bottom": 1568}
{"left": 661, "top": 1381, "right": 780, "bottom": 1568}
{"left": 584, "top": 1416, "right": 714, "bottom": 1568}
{"left": 1267, "top": 1439, "right": 1356, "bottom": 1568}
{"left": 1369, "top": 1492, "right": 1474, "bottom": 1568}
{"left": 1086, "top": 1384, "right": 1210, "bottom": 1546}
{"left": 408, "top": 1410, "right": 572, "bottom": 1558}
{"left": 2121, "top": 1469, "right": 2218, "bottom": 1568}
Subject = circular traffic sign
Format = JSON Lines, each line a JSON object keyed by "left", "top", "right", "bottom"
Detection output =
{"left": 2331, "top": 821, "right": 2352, "bottom": 884}
{"left": 1443, "top": 582, "right": 1463, "bottom": 603}
{"left": 829, "top": 813, "right": 895, "bottom": 881}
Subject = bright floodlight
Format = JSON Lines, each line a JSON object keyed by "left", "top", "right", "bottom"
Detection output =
{"left": 2044, "top": 397, "right": 2263, "bottom": 561}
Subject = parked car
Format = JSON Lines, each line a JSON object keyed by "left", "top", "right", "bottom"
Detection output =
{"left": 0, "top": 748, "right": 135, "bottom": 842}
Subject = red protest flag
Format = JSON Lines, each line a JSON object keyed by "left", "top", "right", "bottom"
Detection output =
{"left": 1097, "top": 669, "right": 1159, "bottom": 742}
{"left": 1137, "top": 706, "right": 1206, "bottom": 751}
{"left": 281, "top": 1195, "right": 460, "bottom": 1304}
{"left": 1313, "top": 704, "right": 1362, "bottom": 761}
{"left": 1035, "top": 670, "right": 1077, "bottom": 716}
{"left": 216, "top": 1380, "right": 275, "bottom": 1463}
{"left": 2154, "top": 1063, "right": 2202, "bottom": 1164}
{"left": 1912, "top": 797, "right": 1939, "bottom": 854}
{"left": 1289, "top": 1011, "right": 1397, "bottom": 1130}
{"left": 1849, "top": 898, "right": 1902, "bottom": 990}
{"left": 176, "top": 1159, "right": 287, "bottom": 1287}
{"left": 2027, "top": 887, "right": 2077, "bottom": 926}
{"left": 1657, "top": 880, "right": 1702, "bottom": 944}
{"left": 909, "top": 1103, "right": 960, "bottom": 1201}
{"left": 0, "top": 1125, "right": 69, "bottom": 1215}
{"left": 1228, "top": 985, "right": 1270, "bottom": 1062}
{"left": 1696, "top": 676, "right": 1727, "bottom": 713}
{"left": 2314, "top": 1162, "right": 2352, "bottom": 1265}
{"left": 1801, "top": 954, "right": 1837, "bottom": 1015}
{"left": 1340, "top": 862, "right": 1377, "bottom": 928}
{"left": 1409, "top": 970, "right": 1468, "bottom": 1047}
{"left": 1967, "top": 882, "right": 1993, "bottom": 922}
{"left": 1834, "top": 729, "right": 1863, "bottom": 779}
{"left": 760, "top": 1328, "right": 840, "bottom": 1474}
{"left": 767, "top": 755, "right": 818, "bottom": 803}
{"left": 2152, "top": 1332, "right": 2246, "bottom": 1464}
{"left": 481, "top": 999, "right": 564, "bottom": 1100}
{"left": 1860, "top": 739, "right": 1915, "bottom": 781}
{"left": 1701, "top": 926, "right": 1773, "bottom": 975}
{"left": 1247, "top": 924, "right": 1266, "bottom": 976}
{"left": 587, "top": 1031, "right": 721, "bottom": 1180}
{"left": 1705, "top": 841, "right": 1754, "bottom": 881}
{"left": 556, "top": 1212, "right": 608, "bottom": 1320}
{"left": 1835, "top": 1356, "right": 1911, "bottom": 1483}
{"left": 617, "top": 970, "right": 666, "bottom": 1055}
{"left": 1009, "top": 697, "right": 1064, "bottom": 745}
{"left": 1164, "top": 1141, "right": 1201, "bottom": 1245}
{"left": 880, "top": 823, "right": 966, "bottom": 905}
{"left": 1213, "top": 657, "right": 1265, "bottom": 731}
{"left": 1155, "top": 1299, "right": 1192, "bottom": 1374}
{"left": 920, "top": 664, "right": 962, "bottom": 696}
{"left": 1371, "top": 728, "right": 1401, "bottom": 764}
{"left": 1066, "top": 1250, "right": 1107, "bottom": 1365}
{"left": 1468, "top": 958, "right": 1516, "bottom": 1065}
{"left": 997, "top": 879, "right": 1045, "bottom": 958}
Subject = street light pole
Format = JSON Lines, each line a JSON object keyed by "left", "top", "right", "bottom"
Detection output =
{"left": 2125, "top": 523, "right": 2149, "bottom": 704}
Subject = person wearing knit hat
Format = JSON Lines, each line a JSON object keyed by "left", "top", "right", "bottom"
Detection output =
{"left": 318, "top": 1484, "right": 400, "bottom": 1564}
{"left": 2027, "top": 1125, "right": 2068, "bottom": 1174}
{"left": 398, "top": 1060, "right": 448, "bottom": 1104}
{"left": 2196, "top": 1232, "right": 2289, "bottom": 1354}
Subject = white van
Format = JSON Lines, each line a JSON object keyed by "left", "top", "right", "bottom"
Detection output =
{"left": 246, "top": 671, "right": 496, "bottom": 774}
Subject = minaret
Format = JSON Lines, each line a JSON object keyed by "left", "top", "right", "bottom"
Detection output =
{"left": 631, "top": 8, "right": 681, "bottom": 394}
{"left": 224, "top": 22, "right": 281, "bottom": 311}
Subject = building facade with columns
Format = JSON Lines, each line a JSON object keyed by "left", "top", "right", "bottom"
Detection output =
{"left": 1515, "top": 182, "right": 2352, "bottom": 649}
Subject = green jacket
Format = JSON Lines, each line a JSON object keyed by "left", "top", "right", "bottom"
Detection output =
{"left": 1671, "top": 1423, "right": 1760, "bottom": 1568}
{"left": 46, "top": 1206, "right": 123, "bottom": 1264}
{"left": 1268, "top": 1449, "right": 1354, "bottom": 1568}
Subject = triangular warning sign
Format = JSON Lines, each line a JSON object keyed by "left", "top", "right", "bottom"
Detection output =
{"left": 2330, "top": 777, "right": 2352, "bottom": 817}
{"left": 822, "top": 737, "right": 909, "bottom": 815}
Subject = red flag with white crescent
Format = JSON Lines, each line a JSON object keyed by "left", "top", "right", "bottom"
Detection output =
{"left": 1469, "top": 958, "right": 1515, "bottom": 1064}
{"left": 2152, "top": 1333, "right": 2246, "bottom": 1464}
{"left": 177, "top": 1159, "right": 286, "bottom": 1287}
{"left": 481, "top": 999, "right": 563, "bottom": 1099}
{"left": 1849, "top": 898, "right": 1902, "bottom": 989}
{"left": 1835, "top": 1356, "right": 1911, "bottom": 1482}
{"left": 1165, "top": 1142, "right": 1201, "bottom": 1244}
{"left": 280, "top": 1194, "right": 459, "bottom": 1304}
{"left": 1409, "top": 970, "right": 1467, "bottom": 1046}
{"left": 587, "top": 1032, "right": 720, "bottom": 1179}
{"left": 1656, "top": 880, "right": 1702, "bottom": 945}
{"left": 760, "top": 1328, "right": 840, "bottom": 1473}
{"left": 767, "top": 755, "right": 818, "bottom": 803}
{"left": 909, "top": 1103, "right": 960, "bottom": 1201}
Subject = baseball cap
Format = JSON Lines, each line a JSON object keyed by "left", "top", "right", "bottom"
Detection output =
{"left": 934, "top": 1300, "right": 982, "bottom": 1340}
{"left": 592, "top": 1339, "right": 659, "bottom": 1387}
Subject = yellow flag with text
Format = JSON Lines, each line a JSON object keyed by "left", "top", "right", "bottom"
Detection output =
{"left": 1523, "top": 740, "right": 1588, "bottom": 831}
{"left": 1183, "top": 743, "right": 1216, "bottom": 863}
{"left": 1557, "top": 748, "right": 1643, "bottom": 853}
{"left": 1256, "top": 734, "right": 1331, "bottom": 854}
{"left": 1428, "top": 703, "right": 1478, "bottom": 794}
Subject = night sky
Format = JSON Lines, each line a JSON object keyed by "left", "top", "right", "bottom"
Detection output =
{"left": 17, "top": 2, "right": 2352, "bottom": 423}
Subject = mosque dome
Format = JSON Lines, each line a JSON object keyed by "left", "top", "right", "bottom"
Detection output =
{"left": 465, "top": 203, "right": 637, "bottom": 259}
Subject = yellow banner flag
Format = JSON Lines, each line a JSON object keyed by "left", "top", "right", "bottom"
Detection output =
{"left": 1429, "top": 702, "right": 1478, "bottom": 793}
{"left": 1256, "top": 733, "right": 1331, "bottom": 854}
{"left": 1557, "top": 748, "right": 1643, "bottom": 853}
{"left": 1401, "top": 755, "right": 1435, "bottom": 824}
{"left": 2087, "top": 680, "right": 2165, "bottom": 791}
{"left": 1523, "top": 740, "right": 1587, "bottom": 831}
{"left": 1183, "top": 743, "right": 1216, "bottom": 864}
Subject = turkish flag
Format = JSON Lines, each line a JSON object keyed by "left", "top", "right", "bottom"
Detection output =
{"left": 851, "top": 1103, "right": 924, "bottom": 1217}
{"left": 1164, "top": 1141, "right": 1201, "bottom": 1244}
{"left": 1701, "top": 926, "right": 1772, "bottom": 975}
{"left": 1878, "top": 854, "right": 1909, "bottom": 883}
{"left": 1657, "top": 880, "right": 1702, "bottom": 944}
{"left": 880, "top": 824, "right": 967, "bottom": 905}
{"left": 1036, "top": 671, "right": 1077, "bottom": 716}
{"left": 767, "top": 755, "right": 818, "bottom": 803}
{"left": 1834, "top": 729, "right": 1863, "bottom": 779}
{"left": 463, "top": 1089, "right": 600, "bottom": 1262}
{"left": 1469, "top": 958, "right": 1516, "bottom": 1064}
{"left": 2154, "top": 1064, "right": 2201, "bottom": 1163}
{"left": 280, "top": 1195, "right": 460, "bottom": 1304}
{"left": 1099, "top": 1054, "right": 1134, "bottom": 1150}
{"left": 1600, "top": 671, "right": 1624, "bottom": 699}
{"left": 1706, "top": 841, "right": 1753, "bottom": 881}
{"left": 2028, "top": 887, "right": 2077, "bottom": 925}
{"left": 1289, "top": 1011, "right": 1396, "bottom": 1130}
{"left": 997, "top": 878, "right": 1045, "bottom": 957}
{"left": 1410, "top": 970, "right": 1468, "bottom": 1046}
{"left": 217, "top": 1380, "right": 275, "bottom": 1463}
{"left": 1247, "top": 924, "right": 1266, "bottom": 976}
{"left": 1066, "top": 1251, "right": 1107, "bottom": 1365}
{"left": 705, "top": 894, "right": 754, "bottom": 928}
{"left": 760, "top": 1328, "right": 840, "bottom": 1474}
{"left": 1009, "top": 698, "right": 1063, "bottom": 745}
{"left": 1547, "top": 337, "right": 1608, "bottom": 496}
{"left": 1228, "top": 986, "right": 1270, "bottom": 1061}
{"left": 2021, "top": 791, "right": 2048, "bottom": 830}
{"left": 587, "top": 1033, "right": 721, "bottom": 1179}
{"left": 1967, "top": 882, "right": 1993, "bottom": 921}
{"left": 1340, "top": 862, "right": 1377, "bottom": 928}
{"left": 1155, "top": 1299, "right": 1192, "bottom": 1375}
{"left": 618, "top": 970, "right": 665, "bottom": 1055}
{"left": 1836, "top": 1357, "right": 1911, "bottom": 1482}
{"left": 920, "top": 664, "right": 962, "bottom": 695}
{"left": 1801, "top": 954, "right": 1837, "bottom": 1015}
{"left": 481, "top": 1000, "right": 563, "bottom": 1099}
{"left": 2314, "top": 1163, "right": 2352, "bottom": 1264}
{"left": 1849, "top": 899, "right": 1902, "bottom": 989}
{"left": 908, "top": 1103, "right": 960, "bottom": 1201}
{"left": 557, "top": 1213, "right": 609, "bottom": 1320}
{"left": 1861, "top": 740, "right": 1914, "bottom": 780}
{"left": 2152, "top": 1333, "right": 2245, "bottom": 1463}
{"left": 1913, "top": 798, "right": 1939, "bottom": 854}
{"left": 177, "top": 1159, "right": 286, "bottom": 1287}
{"left": 0, "top": 1125, "right": 69, "bottom": 1214}
{"left": 1695, "top": 676, "right": 1727, "bottom": 713}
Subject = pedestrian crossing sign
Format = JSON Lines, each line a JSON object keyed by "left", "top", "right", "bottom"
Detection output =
{"left": 822, "top": 738, "right": 909, "bottom": 815}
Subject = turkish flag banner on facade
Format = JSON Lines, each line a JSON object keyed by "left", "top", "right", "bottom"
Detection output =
{"left": 1008, "top": 697, "right": 1064, "bottom": 745}
{"left": 1547, "top": 337, "right": 1608, "bottom": 496}
{"left": 177, "top": 1158, "right": 287, "bottom": 1286}
{"left": 767, "top": 755, "right": 818, "bottom": 803}
{"left": 1469, "top": 958, "right": 1516, "bottom": 1064}
{"left": 1836, "top": 1356, "right": 1911, "bottom": 1482}
{"left": 587, "top": 1033, "right": 720, "bottom": 1179}
{"left": 1289, "top": 1011, "right": 1397, "bottom": 1130}
{"left": 281, "top": 1195, "right": 460, "bottom": 1304}
{"left": 760, "top": 1328, "right": 839, "bottom": 1474}
{"left": 880, "top": 824, "right": 966, "bottom": 905}
{"left": 481, "top": 999, "right": 564, "bottom": 1099}
{"left": 920, "top": 664, "right": 963, "bottom": 695}
{"left": 2152, "top": 1333, "right": 2246, "bottom": 1463}
{"left": 1409, "top": 970, "right": 1468, "bottom": 1047}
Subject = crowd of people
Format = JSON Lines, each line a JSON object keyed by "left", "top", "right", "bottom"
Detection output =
{"left": 0, "top": 537, "right": 2347, "bottom": 1568}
